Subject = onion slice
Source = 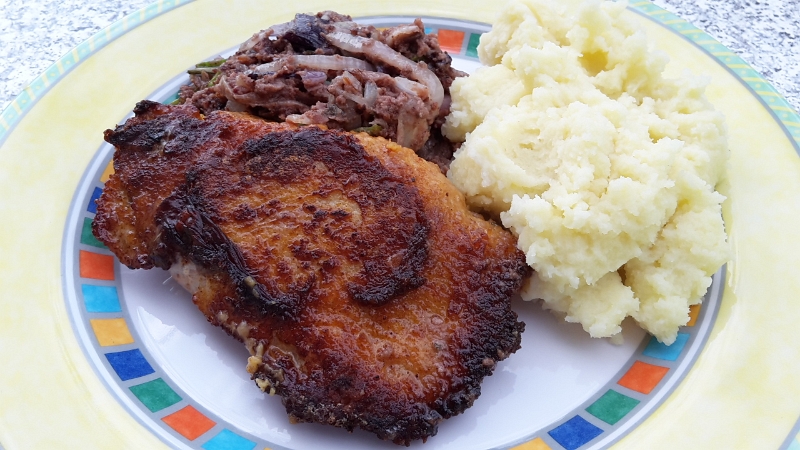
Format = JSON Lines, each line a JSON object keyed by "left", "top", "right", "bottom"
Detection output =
{"left": 252, "top": 60, "right": 282, "bottom": 74}
{"left": 239, "top": 30, "right": 267, "bottom": 51}
{"left": 363, "top": 80, "right": 378, "bottom": 107}
{"left": 323, "top": 31, "right": 444, "bottom": 109}
{"left": 253, "top": 54, "right": 375, "bottom": 75}
{"left": 383, "top": 24, "right": 421, "bottom": 48}
{"left": 393, "top": 77, "right": 428, "bottom": 99}
{"left": 396, "top": 106, "right": 429, "bottom": 150}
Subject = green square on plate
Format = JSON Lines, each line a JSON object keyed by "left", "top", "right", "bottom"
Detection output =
{"left": 129, "top": 378, "right": 182, "bottom": 413}
{"left": 586, "top": 389, "right": 640, "bottom": 425}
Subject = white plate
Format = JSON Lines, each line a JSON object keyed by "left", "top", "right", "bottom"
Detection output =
{"left": 1, "top": 1, "right": 799, "bottom": 449}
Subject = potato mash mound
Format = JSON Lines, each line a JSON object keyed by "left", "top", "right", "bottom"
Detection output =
{"left": 443, "top": 0, "right": 730, "bottom": 344}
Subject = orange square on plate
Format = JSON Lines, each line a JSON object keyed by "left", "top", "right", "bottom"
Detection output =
{"left": 438, "top": 29, "right": 465, "bottom": 53}
{"left": 617, "top": 360, "right": 670, "bottom": 394}
{"left": 79, "top": 250, "right": 115, "bottom": 280}
{"left": 162, "top": 405, "right": 216, "bottom": 440}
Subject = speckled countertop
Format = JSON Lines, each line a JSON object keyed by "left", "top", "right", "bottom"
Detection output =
{"left": 0, "top": 0, "right": 797, "bottom": 114}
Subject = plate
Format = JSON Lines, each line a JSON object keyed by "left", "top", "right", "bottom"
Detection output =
{"left": 1, "top": 1, "right": 799, "bottom": 449}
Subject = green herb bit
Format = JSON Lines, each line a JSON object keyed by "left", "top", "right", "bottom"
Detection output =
{"left": 207, "top": 72, "right": 222, "bottom": 87}
{"left": 169, "top": 96, "right": 185, "bottom": 105}
{"left": 187, "top": 67, "right": 219, "bottom": 75}
{"left": 195, "top": 58, "right": 226, "bottom": 68}
{"left": 353, "top": 124, "right": 383, "bottom": 136}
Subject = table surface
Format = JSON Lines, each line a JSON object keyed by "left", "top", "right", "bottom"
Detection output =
{"left": 1, "top": 0, "right": 798, "bottom": 115}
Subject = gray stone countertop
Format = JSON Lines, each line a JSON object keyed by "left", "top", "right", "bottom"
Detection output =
{"left": 0, "top": 0, "right": 797, "bottom": 115}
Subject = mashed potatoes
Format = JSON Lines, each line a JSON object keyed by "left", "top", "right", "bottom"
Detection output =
{"left": 443, "top": 0, "right": 730, "bottom": 344}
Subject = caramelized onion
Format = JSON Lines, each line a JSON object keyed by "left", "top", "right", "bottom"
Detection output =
{"left": 393, "top": 77, "right": 428, "bottom": 99}
{"left": 396, "top": 106, "right": 429, "bottom": 150}
{"left": 383, "top": 24, "right": 421, "bottom": 48}
{"left": 253, "top": 54, "right": 375, "bottom": 75}
{"left": 220, "top": 76, "right": 308, "bottom": 111}
{"left": 323, "top": 31, "right": 444, "bottom": 108}
{"left": 239, "top": 30, "right": 268, "bottom": 51}
{"left": 363, "top": 80, "right": 378, "bottom": 107}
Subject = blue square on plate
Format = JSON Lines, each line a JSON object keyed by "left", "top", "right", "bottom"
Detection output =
{"left": 642, "top": 333, "right": 691, "bottom": 361}
{"left": 105, "top": 349, "right": 154, "bottom": 381}
{"left": 87, "top": 186, "right": 103, "bottom": 214}
{"left": 548, "top": 415, "right": 603, "bottom": 450}
{"left": 202, "top": 429, "right": 257, "bottom": 450}
{"left": 81, "top": 284, "right": 121, "bottom": 313}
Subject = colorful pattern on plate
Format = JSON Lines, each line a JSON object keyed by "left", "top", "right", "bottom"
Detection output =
{"left": 70, "top": 158, "right": 723, "bottom": 450}
{"left": 504, "top": 297, "right": 721, "bottom": 450}
{"left": 60, "top": 11, "right": 733, "bottom": 450}
{"left": 71, "top": 192, "right": 260, "bottom": 448}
